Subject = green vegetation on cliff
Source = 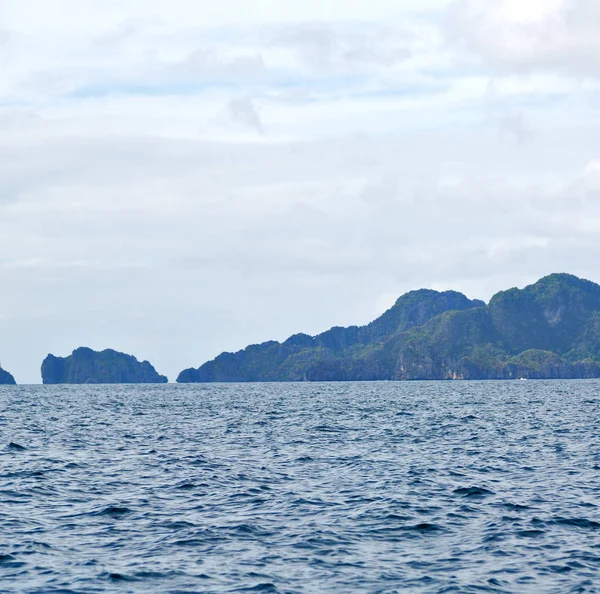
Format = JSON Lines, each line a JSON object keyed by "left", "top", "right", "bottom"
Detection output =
{"left": 177, "top": 273, "right": 600, "bottom": 382}
{"left": 42, "top": 347, "right": 168, "bottom": 384}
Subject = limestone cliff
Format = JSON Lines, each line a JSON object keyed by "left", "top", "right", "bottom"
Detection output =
{"left": 177, "top": 273, "right": 600, "bottom": 382}
{"left": 42, "top": 347, "right": 168, "bottom": 384}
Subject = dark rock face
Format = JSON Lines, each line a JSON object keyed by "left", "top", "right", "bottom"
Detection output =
{"left": 42, "top": 347, "right": 168, "bottom": 384}
{"left": 0, "top": 368, "right": 16, "bottom": 385}
{"left": 178, "top": 273, "right": 600, "bottom": 382}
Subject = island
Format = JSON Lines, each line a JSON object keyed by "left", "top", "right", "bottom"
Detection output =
{"left": 42, "top": 347, "right": 168, "bottom": 384}
{"left": 0, "top": 367, "right": 16, "bottom": 385}
{"left": 177, "top": 273, "right": 600, "bottom": 382}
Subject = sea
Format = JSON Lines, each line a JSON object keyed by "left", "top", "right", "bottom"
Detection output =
{"left": 2, "top": 381, "right": 600, "bottom": 593}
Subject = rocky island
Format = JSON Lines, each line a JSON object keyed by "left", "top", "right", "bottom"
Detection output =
{"left": 0, "top": 367, "right": 16, "bottom": 385}
{"left": 42, "top": 347, "right": 168, "bottom": 384}
{"left": 177, "top": 273, "right": 600, "bottom": 382}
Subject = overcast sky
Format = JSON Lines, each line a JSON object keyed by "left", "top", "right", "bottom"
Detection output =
{"left": 1, "top": 0, "right": 599, "bottom": 383}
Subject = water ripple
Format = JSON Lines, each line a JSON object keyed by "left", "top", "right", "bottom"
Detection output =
{"left": 2, "top": 380, "right": 600, "bottom": 592}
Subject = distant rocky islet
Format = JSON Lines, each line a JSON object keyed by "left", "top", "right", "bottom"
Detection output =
{"left": 41, "top": 347, "right": 168, "bottom": 385}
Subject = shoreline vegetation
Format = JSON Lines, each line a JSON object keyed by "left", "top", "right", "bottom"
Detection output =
{"left": 4, "top": 273, "right": 600, "bottom": 385}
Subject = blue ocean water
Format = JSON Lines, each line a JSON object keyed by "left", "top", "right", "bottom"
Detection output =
{"left": 2, "top": 381, "right": 600, "bottom": 593}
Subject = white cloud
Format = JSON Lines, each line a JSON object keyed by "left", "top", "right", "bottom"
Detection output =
{"left": 270, "top": 22, "right": 413, "bottom": 73}
{"left": 585, "top": 160, "right": 600, "bottom": 177}
{"left": 227, "top": 97, "right": 265, "bottom": 135}
{"left": 447, "top": 0, "right": 600, "bottom": 77}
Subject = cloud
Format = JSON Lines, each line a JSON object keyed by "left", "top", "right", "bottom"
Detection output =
{"left": 227, "top": 97, "right": 265, "bottom": 135}
{"left": 496, "top": 112, "right": 535, "bottom": 145}
{"left": 183, "top": 50, "right": 266, "bottom": 81}
{"left": 271, "top": 22, "right": 412, "bottom": 72}
{"left": 446, "top": 0, "right": 600, "bottom": 78}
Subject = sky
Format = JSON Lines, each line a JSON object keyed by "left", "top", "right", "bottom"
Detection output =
{"left": 1, "top": 0, "right": 600, "bottom": 383}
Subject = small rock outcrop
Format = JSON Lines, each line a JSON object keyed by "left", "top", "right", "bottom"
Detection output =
{"left": 0, "top": 367, "right": 16, "bottom": 385}
{"left": 41, "top": 347, "right": 168, "bottom": 384}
